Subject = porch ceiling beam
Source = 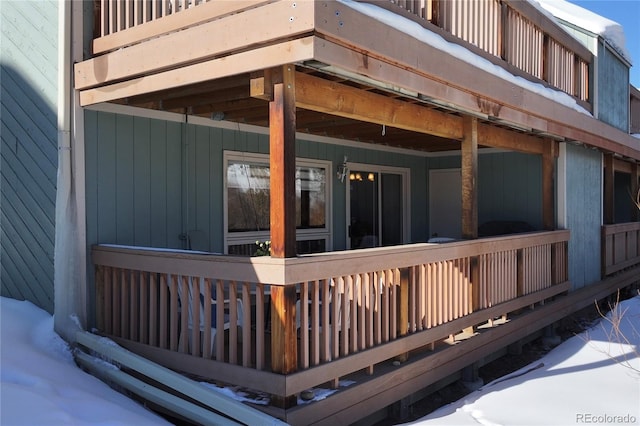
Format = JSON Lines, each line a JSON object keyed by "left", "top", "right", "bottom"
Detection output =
{"left": 125, "top": 75, "right": 250, "bottom": 106}
{"left": 291, "top": 72, "right": 464, "bottom": 141}
{"left": 613, "top": 157, "right": 633, "bottom": 174}
{"left": 189, "top": 98, "right": 266, "bottom": 117}
{"left": 476, "top": 124, "right": 545, "bottom": 155}
{"left": 158, "top": 86, "right": 250, "bottom": 111}
{"left": 253, "top": 71, "right": 546, "bottom": 153}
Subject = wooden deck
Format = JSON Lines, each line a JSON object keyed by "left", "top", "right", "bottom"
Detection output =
{"left": 90, "top": 0, "right": 590, "bottom": 106}
{"left": 92, "top": 230, "right": 571, "bottom": 423}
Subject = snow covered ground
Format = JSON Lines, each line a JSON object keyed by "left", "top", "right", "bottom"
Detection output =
{"left": 1, "top": 294, "right": 638, "bottom": 426}
{"left": 0, "top": 297, "right": 171, "bottom": 426}
{"left": 405, "top": 294, "right": 640, "bottom": 426}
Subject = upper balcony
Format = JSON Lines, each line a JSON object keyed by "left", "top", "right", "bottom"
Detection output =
{"left": 78, "top": 0, "right": 597, "bottom": 147}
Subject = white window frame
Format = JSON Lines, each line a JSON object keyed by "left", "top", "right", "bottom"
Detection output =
{"left": 223, "top": 151, "right": 333, "bottom": 254}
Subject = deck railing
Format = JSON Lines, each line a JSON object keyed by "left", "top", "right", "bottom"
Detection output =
{"left": 95, "top": 0, "right": 209, "bottom": 37}
{"left": 92, "top": 230, "right": 569, "bottom": 401}
{"left": 92, "top": 0, "right": 591, "bottom": 104}
{"left": 373, "top": 0, "right": 592, "bottom": 103}
{"left": 601, "top": 222, "right": 640, "bottom": 277}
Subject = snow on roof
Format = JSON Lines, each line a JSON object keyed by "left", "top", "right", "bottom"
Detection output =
{"left": 337, "top": 0, "right": 590, "bottom": 115}
{"left": 532, "top": 0, "right": 632, "bottom": 64}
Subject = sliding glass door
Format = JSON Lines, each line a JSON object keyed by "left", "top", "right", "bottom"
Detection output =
{"left": 347, "top": 166, "right": 408, "bottom": 249}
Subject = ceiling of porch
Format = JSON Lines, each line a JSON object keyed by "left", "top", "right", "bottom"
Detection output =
{"left": 112, "top": 66, "right": 470, "bottom": 153}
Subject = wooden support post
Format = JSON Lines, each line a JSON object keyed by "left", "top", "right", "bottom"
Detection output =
{"left": 461, "top": 116, "right": 478, "bottom": 239}
{"left": 462, "top": 117, "right": 478, "bottom": 333}
{"left": 604, "top": 153, "right": 615, "bottom": 225}
{"left": 269, "top": 65, "right": 297, "bottom": 259}
{"left": 270, "top": 285, "right": 298, "bottom": 408}
{"left": 542, "top": 139, "right": 556, "bottom": 231}
{"left": 266, "top": 65, "right": 298, "bottom": 408}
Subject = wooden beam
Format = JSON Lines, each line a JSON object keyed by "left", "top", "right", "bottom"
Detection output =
{"left": 542, "top": 138, "right": 556, "bottom": 230}
{"left": 250, "top": 70, "right": 276, "bottom": 101}
{"left": 613, "top": 157, "right": 633, "bottom": 174}
{"left": 78, "top": 0, "right": 315, "bottom": 89}
{"left": 462, "top": 116, "right": 478, "bottom": 239}
{"left": 77, "top": 37, "right": 316, "bottom": 106}
{"left": 477, "top": 123, "right": 545, "bottom": 154}
{"left": 269, "top": 65, "right": 297, "bottom": 259}
{"left": 604, "top": 153, "right": 615, "bottom": 225}
{"left": 294, "top": 72, "right": 464, "bottom": 141}
{"left": 161, "top": 86, "right": 250, "bottom": 110}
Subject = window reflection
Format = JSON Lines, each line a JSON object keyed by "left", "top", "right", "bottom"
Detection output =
{"left": 227, "top": 162, "right": 326, "bottom": 232}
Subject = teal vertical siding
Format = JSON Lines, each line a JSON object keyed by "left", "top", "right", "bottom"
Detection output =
{"left": 86, "top": 111, "right": 552, "bottom": 258}
{"left": 598, "top": 43, "right": 629, "bottom": 131}
{"left": 85, "top": 113, "right": 431, "bottom": 254}
{"left": 479, "top": 152, "right": 542, "bottom": 229}
{"left": 85, "top": 111, "right": 184, "bottom": 250}
{"left": 428, "top": 152, "right": 543, "bottom": 234}
{"left": 1, "top": 0, "right": 58, "bottom": 313}
{"left": 565, "top": 143, "right": 602, "bottom": 288}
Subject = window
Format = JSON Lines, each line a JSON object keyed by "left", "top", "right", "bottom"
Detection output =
{"left": 224, "top": 152, "right": 331, "bottom": 254}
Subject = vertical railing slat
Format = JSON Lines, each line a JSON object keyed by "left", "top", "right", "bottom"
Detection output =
{"left": 229, "top": 281, "right": 238, "bottom": 364}
{"left": 255, "top": 283, "right": 265, "bottom": 370}
{"left": 215, "top": 280, "right": 225, "bottom": 361}
{"left": 242, "top": 282, "right": 252, "bottom": 368}
{"left": 169, "top": 274, "right": 179, "bottom": 351}
{"left": 203, "top": 278, "right": 212, "bottom": 359}
{"left": 140, "top": 271, "right": 148, "bottom": 344}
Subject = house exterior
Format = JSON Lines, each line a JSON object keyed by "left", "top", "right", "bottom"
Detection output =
{"left": 2, "top": 1, "right": 639, "bottom": 424}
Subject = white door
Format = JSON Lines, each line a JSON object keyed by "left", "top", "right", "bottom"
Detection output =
{"left": 429, "top": 169, "right": 461, "bottom": 240}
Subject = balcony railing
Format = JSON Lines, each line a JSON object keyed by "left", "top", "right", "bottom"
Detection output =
{"left": 92, "top": 230, "right": 569, "bottom": 403}
{"left": 368, "top": 0, "right": 591, "bottom": 103}
{"left": 601, "top": 222, "right": 640, "bottom": 277}
{"left": 92, "top": 0, "right": 591, "bottom": 105}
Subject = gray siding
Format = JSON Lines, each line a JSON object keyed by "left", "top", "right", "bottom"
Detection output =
{"left": 564, "top": 143, "right": 602, "bottom": 289}
{"left": 597, "top": 43, "right": 629, "bottom": 131}
{"left": 1, "top": 0, "right": 58, "bottom": 313}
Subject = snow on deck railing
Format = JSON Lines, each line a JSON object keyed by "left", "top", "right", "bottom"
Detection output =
{"left": 93, "top": 0, "right": 590, "bottom": 104}
{"left": 362, "top": 0, "right": 591, "bottom": 103}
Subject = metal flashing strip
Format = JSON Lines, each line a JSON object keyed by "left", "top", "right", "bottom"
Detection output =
{"left": 75, "top": 331, "right": 288, "bottom": 426}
